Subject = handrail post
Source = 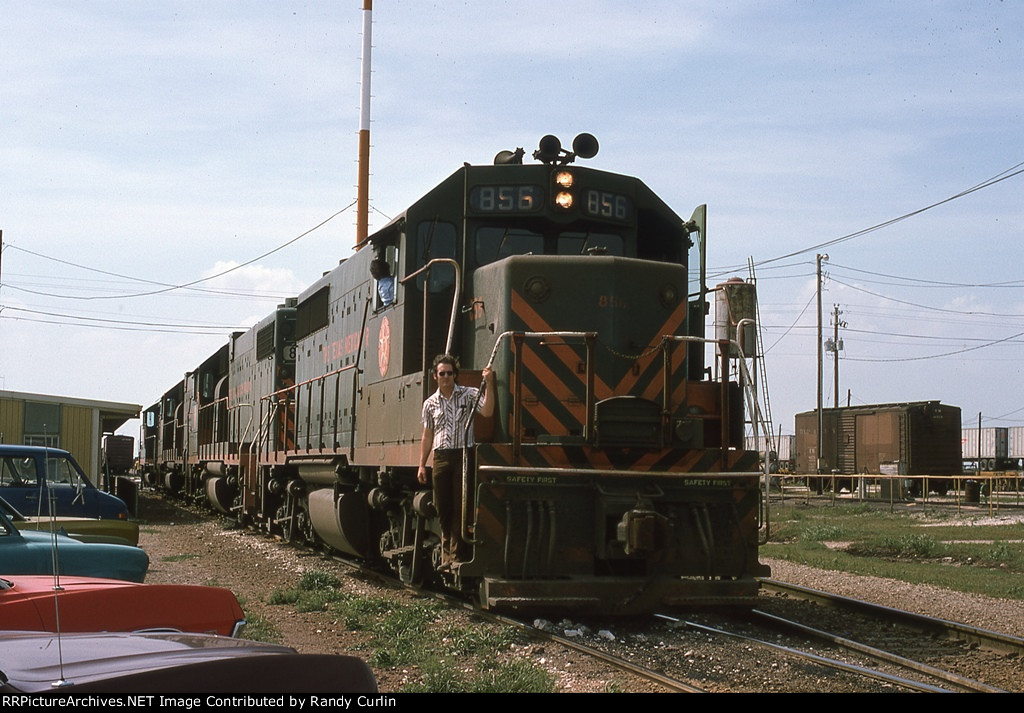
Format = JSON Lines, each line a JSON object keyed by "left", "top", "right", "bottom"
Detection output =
{"left": 512, "top": 332, "right": 525, "bottom": 465}
{"left": 584, "top": 334, "right": 595, "bottom": 440}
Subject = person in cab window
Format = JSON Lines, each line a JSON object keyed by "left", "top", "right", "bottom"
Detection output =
{"left": 370, "top": 259, "right": 395, "bottom": 306}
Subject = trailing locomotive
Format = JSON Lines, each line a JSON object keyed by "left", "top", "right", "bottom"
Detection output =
{"left": 140, "top": 134, "right": 769, "bottom": 614}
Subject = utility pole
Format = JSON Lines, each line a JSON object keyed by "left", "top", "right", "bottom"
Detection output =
{"left": 816, "top": 253, "right": 828, "bottom": 474}
{"left": 826, "top": 304, "right": 846, "bottom": 408}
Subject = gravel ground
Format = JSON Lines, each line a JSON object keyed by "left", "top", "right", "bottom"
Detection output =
{"left": 138, "top": 491, "right": 1023, "bottom": 693}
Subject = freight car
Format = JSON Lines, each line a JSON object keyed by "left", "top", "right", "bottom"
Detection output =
{"left": 140, "top": 134, "right": 769, "bottom": 614}
{"left": 795, "top": 401, "right": 962, "bottom": 495}
{"left": 961, "top": 426, "right": 1014, "bottom": 472}
{"left": 101, "top": 434, "right": 135, "bottom": 477}
{"left": 744, "top": 434, "right": 795, "bottom": 473}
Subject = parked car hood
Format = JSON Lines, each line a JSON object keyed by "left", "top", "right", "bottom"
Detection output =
{"left": 0, "top": 631, "right": 378, "bottom": 693}
{"left": 0, "top": 575, "right": 245, "bottom": 637}
{"left": 7, "top": 529, "right": 149, "bottom": 582}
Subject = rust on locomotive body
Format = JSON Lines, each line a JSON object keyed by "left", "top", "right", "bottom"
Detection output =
{"left": 140, "top": 134, "right": 769, "bottom": 615}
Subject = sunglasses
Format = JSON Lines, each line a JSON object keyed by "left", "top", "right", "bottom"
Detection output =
{"left": 437, "top": 370, "right": 455, "bottom": 376}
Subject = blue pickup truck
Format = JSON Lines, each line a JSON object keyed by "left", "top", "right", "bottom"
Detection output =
{"left": 0, "top": 445, "right": 129, "bottom": 520}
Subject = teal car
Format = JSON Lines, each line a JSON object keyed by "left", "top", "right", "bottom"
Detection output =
{"left": 0, "top": 504, "right": 148, "bottom": 582}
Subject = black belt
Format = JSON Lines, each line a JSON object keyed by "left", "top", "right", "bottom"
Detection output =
{"left": 434, "top": 448, "right": 466, "bottom": 455}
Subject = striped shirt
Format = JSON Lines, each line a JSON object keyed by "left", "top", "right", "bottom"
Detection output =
{"left": 421, "top": 384, "right": 483, "bottom": 450}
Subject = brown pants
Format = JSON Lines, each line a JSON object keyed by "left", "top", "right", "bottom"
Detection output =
{"left": 431, "top": 448, "right": 474, "bottom": 565}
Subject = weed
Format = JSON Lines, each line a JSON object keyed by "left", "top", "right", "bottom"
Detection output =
{"left": 469, "top": 659, "right": 556, "bottom": 693}
{"left": 400, "top": 658, "right": 555, "bottom": 693}
{"left": 268, "top": 589, "right": 300, "bottom": 605}
{"left": 801, "top": 523, "right": 845, "bottom": 542}
{"left": 879, "top": 533, "right": 941, "bottom": 558}
{"left": 160, "top": 553, "right": 199, "bottom": 562}
{"left": 298, "top": 570, "right": 341, "bottom": 591}
{"left": 987, "top": 542, "right": 1012, "bottom": 563}
{"left": 400, "top": 663, "right": 465, "bottom": 693}
{"left": 436, "top": 621, "right": 521, "bottom": 657}
{"left": 241, "top": 612, "right": 281, "bottom": 644}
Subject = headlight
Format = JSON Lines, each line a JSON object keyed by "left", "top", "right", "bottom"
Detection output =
{"left": 554, "top": 170, "right": 574, "bottom": 188}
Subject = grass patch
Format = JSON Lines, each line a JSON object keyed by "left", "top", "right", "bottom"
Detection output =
{"left": 401, "top": 658, "right": 555, "bottom": 693}
{"left": 160, "top": 553, "right": 199, "bottom": 562}
{"left": 875, "top": 533, "right": 943, "bottom": 558}
{"left": 764, "top": 503, "right": 1024, "bottom": 600}
{"left": 266, "top": 572, "right": 554, "bottom": 692}
{"left": 240, "top": 611, "right": 281, "bottom": 644}
{"left": 801, "top": 523, "right": 847, "bottom": 542}
{"left": 298, "top": 570, "right": 341, "bottom": 590}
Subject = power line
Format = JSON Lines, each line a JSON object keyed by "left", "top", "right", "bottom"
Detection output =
{"left": 0, "top": 312, "right": 238, "bottom": 335}
{"left": 829, "top": 262, "right": 1024, "bottom": 289}
{"left": 1, "top": 305, "right": 243, "bottom": 331}
{"left": 0, "top": 201, "right": 355, "bottom": 301}
{"left": 843, "top": 329, "right": 1024, "bottom": 363}
{"left": 830, "top": 278, "right": 1024, "bottom": 318}
{"left": 752, "top": 160, "right": 1024, "bottom": 268}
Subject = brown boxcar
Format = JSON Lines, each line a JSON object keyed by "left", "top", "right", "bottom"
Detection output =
{"left": 795, "top": 401, "right": 962, "bottom": 494}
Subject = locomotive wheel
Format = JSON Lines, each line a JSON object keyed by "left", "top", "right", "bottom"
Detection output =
{"left": 294, "top": 502, "right": 319, "bottom": 546}
{"left": 232, "top": 494, "right": 251, "bottom": 528}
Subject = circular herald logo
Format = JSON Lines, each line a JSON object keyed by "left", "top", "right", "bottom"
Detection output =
{"left": 378, "top": 316, "right": 391, "bottom": 377}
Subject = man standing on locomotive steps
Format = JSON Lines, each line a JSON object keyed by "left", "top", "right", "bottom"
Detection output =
{"left": 417, "top": 354, "right": 495, "bottom": 569}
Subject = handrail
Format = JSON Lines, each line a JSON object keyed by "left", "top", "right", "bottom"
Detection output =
{"left": 459, "top": 330, "right": 593, "bottom": 545}
{"left": 264, "top": 363, "right": 359, "bottom": 454}
{"left": 402, "top": 257, "right": 462, "bottom": 360}
{"left": 349, "top": 298, "right": 371, "bottom": 460}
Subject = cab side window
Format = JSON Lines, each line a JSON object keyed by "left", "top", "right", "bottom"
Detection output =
{"left": 46, "top": 456, "right": 77, "bottom": 485}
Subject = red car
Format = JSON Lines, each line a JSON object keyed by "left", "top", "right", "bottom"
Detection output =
{"left": 0, "top": 575, "right": 246, "bottom": 637}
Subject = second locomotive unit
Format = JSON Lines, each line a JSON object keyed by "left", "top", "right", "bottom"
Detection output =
{"left": 142, "top": 134, "right": 769, "bottom": 614}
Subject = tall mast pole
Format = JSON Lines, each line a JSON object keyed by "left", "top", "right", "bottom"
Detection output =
{"left": 816, "top": 253, "right": 828, "bottom": 474}
{"left": 356, "top": 0, "right": 373, "bottom": 249}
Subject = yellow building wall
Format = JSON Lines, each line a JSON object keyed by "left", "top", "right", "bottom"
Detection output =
{"left": 61, "top": 405, "right": 98, "bottom": 480}
{"left": 0, "top": 397, "right": 26, "bottom": 444}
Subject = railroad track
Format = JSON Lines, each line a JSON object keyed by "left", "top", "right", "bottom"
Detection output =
{"left": 760, "top": 578, "right": 1024, "bottom": 657}
{"left": 654, "top": 612, "right": 971, "bottom": 692}
{"left": 746, "top": 608, "right": 1002, "bottom": 692}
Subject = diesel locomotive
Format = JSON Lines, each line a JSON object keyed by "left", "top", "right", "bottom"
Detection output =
{"left": 141, "top": 134, "right": 770, "bottom": 614}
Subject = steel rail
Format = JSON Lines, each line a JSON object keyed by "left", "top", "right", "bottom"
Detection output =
{"left": 656, "top": 613, "right": 952, "bottom": 693}
{"left": 760, "top": 578, "right": 1024, "bottom": 657}
{"left": 750, "top": 608, "right": 1004, "bottom": 693}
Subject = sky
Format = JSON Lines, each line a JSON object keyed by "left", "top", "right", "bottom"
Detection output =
{"left": 2, "top": 1, "right": 1023, "bottom": 442}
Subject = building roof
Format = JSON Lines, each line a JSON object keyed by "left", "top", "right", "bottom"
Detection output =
{"left": 0, "top": 390, "right": 141, "bottom": 433}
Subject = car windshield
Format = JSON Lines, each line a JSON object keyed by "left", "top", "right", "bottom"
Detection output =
{"left": 0, "top": 456, "right": 37, "bottom": 487}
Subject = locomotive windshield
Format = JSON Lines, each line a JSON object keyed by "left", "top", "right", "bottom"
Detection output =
{"left": 473, "top": 226, "right": 625, "bottom": 266}
{"left": 415, "top": 220, "right": 457, "bottom": 292}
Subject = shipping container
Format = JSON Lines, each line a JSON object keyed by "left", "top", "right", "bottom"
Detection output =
{"left": 744, "top": 434, "right": 794, "bottom": 471}
{"left": 961, "top": 426, "right": 1010, "bottom": 470}
{"left": 1009, "top": 426, "right": 1024, "bottom": 460}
